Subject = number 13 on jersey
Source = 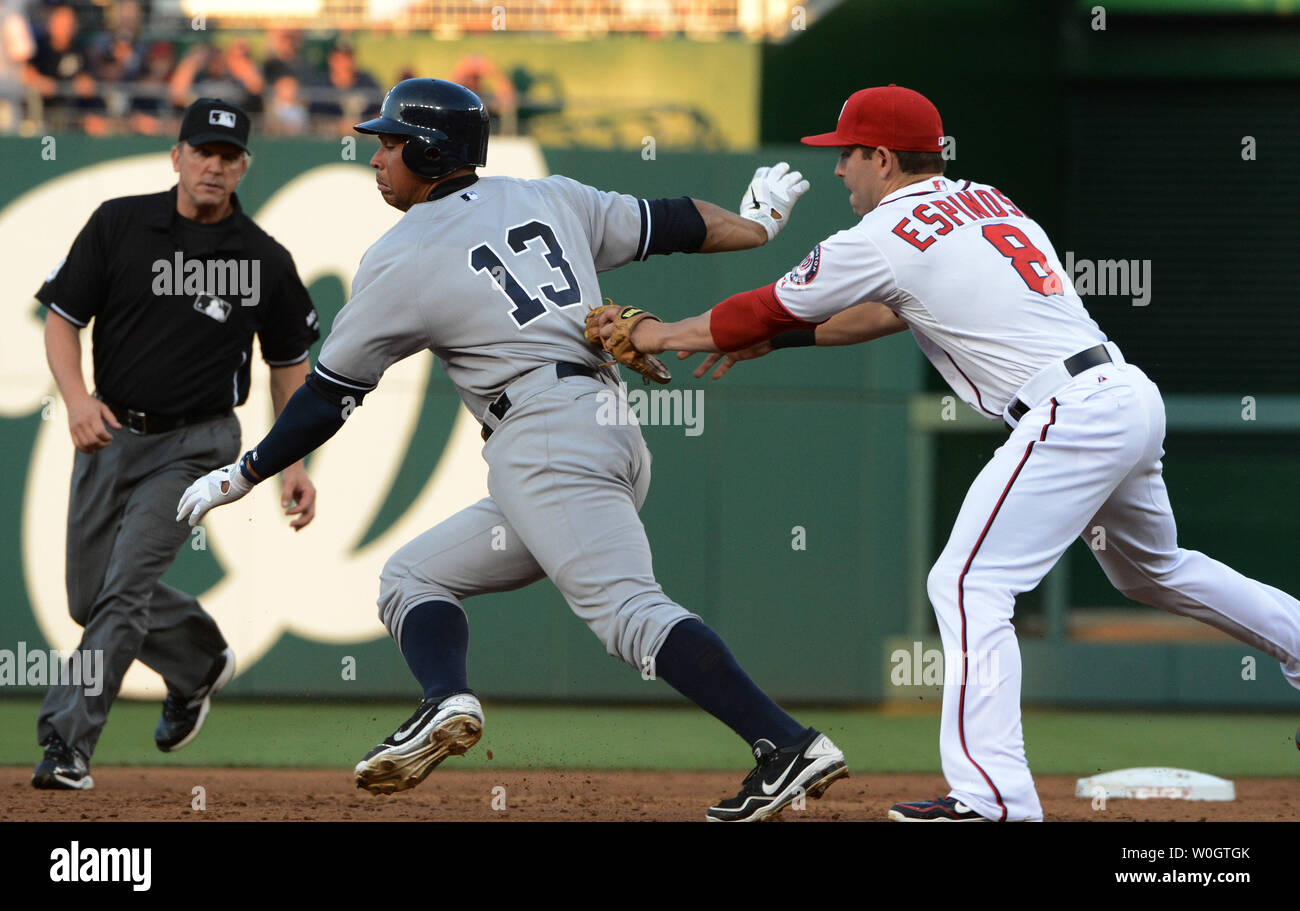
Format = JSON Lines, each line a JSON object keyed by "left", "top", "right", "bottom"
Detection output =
{"left": 470, "top": 220, "right": 582, "bottom": 328}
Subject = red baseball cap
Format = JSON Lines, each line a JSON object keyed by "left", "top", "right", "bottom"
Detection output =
{"left": 801, "top": 84, "right": 943, "bottom": 153}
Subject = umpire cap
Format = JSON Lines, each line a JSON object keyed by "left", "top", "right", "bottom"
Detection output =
{"left": 179, "top": 98, "right": 252, "bottom": 152}
{"left": 355, "top": 78, "right": 490, "bottom": 180}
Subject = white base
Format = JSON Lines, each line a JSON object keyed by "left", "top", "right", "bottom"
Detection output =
{"left": 1075, "top": 767, "right": 1235, "bottom": 802}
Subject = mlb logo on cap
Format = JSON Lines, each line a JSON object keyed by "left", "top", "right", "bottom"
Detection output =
{"left": 179, "top": 98, "right": 251, "bottom": 152}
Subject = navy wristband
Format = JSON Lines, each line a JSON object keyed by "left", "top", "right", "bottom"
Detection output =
{"left": 769, "top": 328, "right": 816, "bottom": 349}
{"left": 238, "top": 453, "right": 260, "bottom": 485}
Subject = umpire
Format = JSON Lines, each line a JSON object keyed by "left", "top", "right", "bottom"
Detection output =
{"left": 31, "top": 98, "right": 321, "bottom": 790}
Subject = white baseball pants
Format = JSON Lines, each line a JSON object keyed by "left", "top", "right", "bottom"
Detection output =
{"left": 928, "top": 351, "right": 1300, "bottom": 821}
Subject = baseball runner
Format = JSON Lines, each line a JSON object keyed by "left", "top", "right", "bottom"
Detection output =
{"left": 31, "top": 98, "right": 320, "bottom": 790}
{"left": 595, "top": 84, "right": 1300, "bottom": 821}
{"left": 176, "top": 78, "right": 849, "bottom": 822}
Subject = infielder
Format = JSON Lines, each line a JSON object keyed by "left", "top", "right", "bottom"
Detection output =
{"left": 177, "top": 78, "right": 848, "bottom": 822}
{"left": 597, "top": 84, "right": 1300, "bottom": 821}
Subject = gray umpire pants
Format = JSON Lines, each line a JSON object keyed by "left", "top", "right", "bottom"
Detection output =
{"left": 37, "top": 414, "right": 241, "bottom": 759}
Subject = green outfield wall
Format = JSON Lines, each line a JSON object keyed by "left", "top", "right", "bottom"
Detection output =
{"left": 0, "top": 136, "right": 1295, "bottom": 709}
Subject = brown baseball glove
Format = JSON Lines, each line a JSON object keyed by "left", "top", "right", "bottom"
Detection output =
{"left": 584, "top": 302, "right": 672, "bottom": 385}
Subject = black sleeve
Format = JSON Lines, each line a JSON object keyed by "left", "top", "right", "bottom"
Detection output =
{"left": 643, "top": 197, "right": 707, "bottom": 256}
{"left": 36, "top": 204, "right": 110, "bottom": 327}
{"left": 240, "top": 379, "right": 348, "bottom": 482}
{"left": 258, "top": 248, "right": 321, "bottom": 366}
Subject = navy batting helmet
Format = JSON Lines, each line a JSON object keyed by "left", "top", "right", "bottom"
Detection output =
{"left": 355, "top": 78, "right": 489, "bottom": 180}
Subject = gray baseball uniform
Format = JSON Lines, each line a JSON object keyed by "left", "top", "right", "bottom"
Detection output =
{"left": 314, "top": 174, "right": 697, "bottom": 667}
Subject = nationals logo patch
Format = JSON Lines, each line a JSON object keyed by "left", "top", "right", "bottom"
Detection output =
{"left": 788, "top": 245, "right": 821, "bottom": 285}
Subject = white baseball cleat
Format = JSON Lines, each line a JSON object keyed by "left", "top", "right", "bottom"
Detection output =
{"left": 706, "top": 728, "right": 849, "bottom": 822}
{"left": 354, "top": 692, "right": 484, "bottom": 795}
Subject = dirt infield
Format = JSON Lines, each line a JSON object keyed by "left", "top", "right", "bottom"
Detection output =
{"left": 3, "top": 767, "right": 1296, "bottom": 821}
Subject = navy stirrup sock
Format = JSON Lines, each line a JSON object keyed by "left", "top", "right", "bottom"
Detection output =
{"left": 653, "top": 618, "right": 806, "bottom": 748}
{"left": 397, "top": 600, "right": 470, "bottom": 702}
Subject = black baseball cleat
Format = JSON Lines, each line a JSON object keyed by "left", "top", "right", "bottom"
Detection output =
{"left": 155, "top": 647, "right": 236, "bottom": 752}
{"left": 888, "top": 796, "right": 990, "bottom": 822}
{"left": 706, "top": 728, "right": 848, "bottom": 822}
{"left": 32, "top": 735, "right": 94, "bottom": 790}
{"left": 354, "top": 692, "right": 484, "bottom": 795}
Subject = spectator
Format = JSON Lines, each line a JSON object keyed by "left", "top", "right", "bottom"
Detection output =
{"left": 24, "top": 2, "right": 95, "bottom": 126}
{"left": 170, "top": 39, "right": 264, "bottom": 114}
{"left": 308, "top": 41, "right": 379, "bottom": 135}
{"left": 221, "top": 39, "right": 265, "bottom": 113}
{"left": 91, "top": 33, "right": 142, "bottom": 83}
{"left": 0, "top": 0, "right": 34, "bottom": 130}
{"left": 266, "top": 73, "right": 308, "bottom": 136}
{"left": 262, "top": 28, "right": 311, "bottom": 84}
{"left": 106, "top": 0, "right": 145, "bottom": 40}
{"left": 448, "top": 53, "right": 517, "bottom": 132}
{"left": 127, "top": 40, "right": 177, "bottom": 135}
{"left": 72, "top": 68, "right": 107, "bottom": 135}
{"left": 89, "top": 0, "right": 145, "bottom": 81}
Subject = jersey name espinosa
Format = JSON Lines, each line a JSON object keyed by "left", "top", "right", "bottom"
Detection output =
{"left": 887, "top": 180, "right": 1026, "bottom": 252}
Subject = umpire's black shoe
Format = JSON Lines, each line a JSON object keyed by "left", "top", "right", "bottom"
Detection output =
{"left": 32, "top": 735, "right": 94, "bottom": 790}
{"left": 706, "top": 728, "right": 848, "bottom": 822}
{"left": 354, "top": 692, "right": 484, "bottom": 795}
{"left": 154, "top": 647, "right": 236, "bottom": 753}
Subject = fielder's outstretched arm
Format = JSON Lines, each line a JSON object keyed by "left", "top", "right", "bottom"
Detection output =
{"left": 610, "top": 214, "right": 908, "bottom": 362}
{"left": 595, "top": 283, "right": 810, "bottom": 355}
{"left": 797, "top": 300, "right": 908, "bottom": 346}
{"left": 615, "top": 296, "right": 905, "bottom": 355}
{"left": 681, "top": 302, "right": 908, "bottom": 379}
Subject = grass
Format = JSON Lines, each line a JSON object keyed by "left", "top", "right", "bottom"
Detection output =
{"left": 3, "top": 699, "right": 1297, "bottom": 777}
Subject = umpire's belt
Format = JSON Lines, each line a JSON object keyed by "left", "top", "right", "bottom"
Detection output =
{"left": 480, "top": 362, "right": 610, "bottom": 441}
{"left": 1002, "top": 342, "right": 1123, "bottom": 431}
{"left": 97, "top": 394, "right": 233, "bottom": 436}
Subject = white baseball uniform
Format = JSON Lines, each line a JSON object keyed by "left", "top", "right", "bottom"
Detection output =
{"left": 773, "top": 175, "right": 1300, "bottom": 821}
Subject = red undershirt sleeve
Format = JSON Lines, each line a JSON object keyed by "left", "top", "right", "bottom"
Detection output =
{"left": 709, "top": 282, "right": 819, "bottom": 352}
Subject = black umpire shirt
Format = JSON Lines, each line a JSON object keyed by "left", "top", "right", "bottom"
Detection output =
{"left": 36, "top": 186, "right": 320, "bottom": 416}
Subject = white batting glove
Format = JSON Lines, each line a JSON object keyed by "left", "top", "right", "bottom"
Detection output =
{"left": 739, "top": 162, "right": 810, "bottom": 241}
{"left": 176, "top": 460, "right": 255, "bottom": 528}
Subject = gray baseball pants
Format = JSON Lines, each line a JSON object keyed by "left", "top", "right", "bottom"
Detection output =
{"left": 378, "top": 366, "right": 698, "bottom": 669}
{"left": 37, "top": 414, "right": 240, "bottom": 758}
